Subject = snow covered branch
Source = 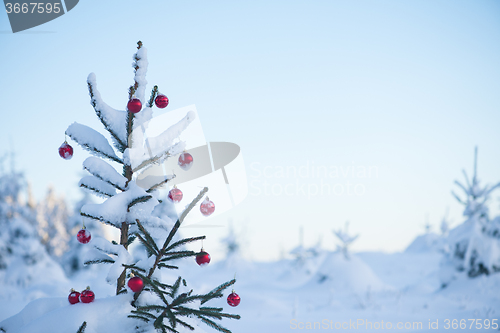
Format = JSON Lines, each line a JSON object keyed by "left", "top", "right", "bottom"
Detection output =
{"left": 83, "top": 157, "right": 127, "bottom": 191}
{"left": 79, "top": 176, "right": 116, "bottom": 198}
{"left": 66, "top": 123, "right": 123, "bottom": 164}
{"left": 87, "top": 73, "right": 128, "bottom": 152}
{"left": 131, "top": 109, "right": 195, "bottom": 172}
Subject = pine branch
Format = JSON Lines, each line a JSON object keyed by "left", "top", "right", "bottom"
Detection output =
{"left": 73, "top": 140, "right": 123, "bottom": 164}
{"left": 76, "top": 321, "right": 87, "bottom": 333}
{"left": 136, "top": 233, "right": 159, "bottom": 257}
{"left": 94, "top": 245, "right": 118, "bottom": 256}
{"left": 127, "top": 235, "right": 137, "bottom": 246}
{"left": 157, "top": 263, "right": 179, "bottom": 270}
{"left": 200, "top": 307, "right": 223, "bottom": 312}
{"left": 148, "top": 85, "right": 159, "bottom": 108}
{"left": 136, "top": 219, "right": 160, "bottom": 254}
{"left": 127, "top": 195, "right": 152, "bottom": 211}
{"left": 175, "top": 318, "right": 195, "bottom": 331}
{"left": 132, "top": 150, "right": 171, "bottom": 173}
{"left": 83, "top": 166, "right": 126, "bottom": 191}
{"left": 79, "top": 183, "right": 113, "bottom": 198}
{"left": 137, "top": 305, "right": 167, "bottom": 312}
{"left": 176, "top": 307, "right": 222, "bottom": 320}
{"left": 84, "top": 258, "right": 115, "bottom": 265}
{"left": 149, "top": 278, "right": 175, "bottom": 290}
{"left": 128, "top": 315, "right": 151, "bottom": 323}
{"left": 160, "top": 251, "right": 197, "bottom": 262}
{"left": 122, "top": 263, "right": 146, "bottom": 273}
{"left": 81, "top": 212, "right": 119, "bottom": 229}
{"left": 171, "top": 277, "right": 182, "bottom": 298}
{"left": 199, "top": 317, "right": 231, "bottom": 333}
{"left": 146, "top": 175, "right": 175, "bottom": 193}
{"left": 166, "top": 236, "right": 206, "bottom": 252}
{"left": 165, "top": 309, "right": 177, "bottom": 329}
{"left": 202, "top": 279, "right": 236, "bottom": 304}
{"left": 66, "top": 123, "right": 123, "bottom": 164}
{"left": 131, "top": 310, "right": 158, "bottom": 320}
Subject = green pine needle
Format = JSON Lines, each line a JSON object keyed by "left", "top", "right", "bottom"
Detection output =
{"left": 76, "top": 321, "right": 87, "bottom": 333}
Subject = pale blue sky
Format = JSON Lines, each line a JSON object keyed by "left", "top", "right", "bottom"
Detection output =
{"left": 1, "top": 1, "right": 500, "bottom": 261}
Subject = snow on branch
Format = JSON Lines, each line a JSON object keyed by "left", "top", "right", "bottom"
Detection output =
{"left": 148, "top": 111, "right": 196, "bottom": 158}
{"left": 129, "top": 41, "right": 148, "bottom": 103}
{"left": 132, "top": 141, "right": 185, "bottom": 173}
{"left": 130, "top": 111, "right": 195, "bottom": 171}
{"left": 81, "top": 183, "right": 156, "bottom": 228}
{"left": 89, "top": 237, "right": 133, "bottom": 284}
{"left": 66, "top": 122, "right": 123, "bottom": 164}
{"left": 83, "top": 157, "right": 127, "bottom": 191}
{"left": 146, "top": 174, "right": 176, "bottom": 193}
{"left": 87, "top": 73, "right": 128, "bottom": 152}
{"left": 79, "top": 175, "right": 117, "bottom": 198}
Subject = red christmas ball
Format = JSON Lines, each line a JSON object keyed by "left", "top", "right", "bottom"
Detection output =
{"left": 128, "top": 276, "right": 144, "bottom": 292}
{"left": 168, "top": 187, "right": 183, "bottom": 203}
{"left": 178, "top": 152, "right": 193, "bottom": 171}
{"left": 200, "top": 197, "right": 215, "bottom": 216}
{"left": 80, "top": 288, "right": 95, "bottom": 303}
{"left": 227, "top": 292, "right": 240, "bottom": 307}
{"left": 77, "top": 228, "right": 91, "bottom": 244}
{"left": 68, "top": 290, "right": 80, "bottom": 304}
{"left": 196, "top": 250, "right": 211, "bottom": 266}
{"left": 155, "top": 94, "right": 169, "bottom": 108}
{"left": 58, "top": 142, "right": 73, "bottom": 160}
{"left": 127, "top": 98, "right": 142, "bottom": 113}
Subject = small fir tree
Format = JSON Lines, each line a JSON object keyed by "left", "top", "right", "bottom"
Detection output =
{"left": 333, "top": 221, "right": 359, "bottom": 260}
{"left": 447, "top": 147, "right": 500, "bottom": 277}
{"left": 65, "top": 42, "right": 239, "bottom": 333}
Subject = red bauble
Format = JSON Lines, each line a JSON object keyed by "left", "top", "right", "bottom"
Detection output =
{"left": 200, "top": 197, "right": 215, "bottom": 216}
{"left": 227, "top": 292, "right": 240, "bottom": 307}
{"left": 127, "top": 98, "right": 142, "bottom": 113}
{"left": 58, "top": 142, "right": 73, "bottom": 160}
{"left": 155, "top": 94, "right": 169, "bottom": 108}
{"left": 128, "top": 276, "right": 144, "bottom": 292}
{"left": 77, "top": 228, "right": 91, "bottom": 244}
{"left": 80, "top": 288, "right": 95, "bottom": 303}
{"left": 178, "top": 152, "right": 193, "bottom": 171}
{"left": 196, "top": 250, "right": 211, "bottom": 266}
{"left": 168, "top": 187, "right": 183, "bottom": 203}
{"left": 68, "top": 289, "right": 80, "bottom": 304}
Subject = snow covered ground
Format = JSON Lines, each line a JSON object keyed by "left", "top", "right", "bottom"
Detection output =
{"left": 1, "top": 237, "right": 499, "bottom": 333}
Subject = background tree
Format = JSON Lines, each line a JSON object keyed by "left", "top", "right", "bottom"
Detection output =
{"left": 446, "top": 147, "right": 500, "bottom": 277}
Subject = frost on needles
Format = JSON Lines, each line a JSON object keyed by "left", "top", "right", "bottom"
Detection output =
{"left": 64, "top": 41, "right": 239, "bottom": 333}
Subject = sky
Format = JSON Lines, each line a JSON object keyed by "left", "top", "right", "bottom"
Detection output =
{"left": 1, "top": 0, "right": 500, "bottom": 261}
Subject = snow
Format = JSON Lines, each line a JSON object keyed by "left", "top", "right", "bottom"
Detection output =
{"left": 132, "top": 46, "right": 149, "bottom": 104}
{"left": 129, "top": 111, "right": 195, "bottom": 170}
{"left": 82, "top": 157, "right": 127, "bottom": 190}
{"left": 79, "top": 176, "right": 117, "bottom": 198}
{"left": 87, "top": 73, "right": 128, "bottom": 149}
{"left": 66, "top": 123, "right": 122, "bottom": 163}
{"left": 1, "top": 245, "right": 500, "bottom": 333}
{"left": 81, "top": 182, "right": 157, "bottom": 228}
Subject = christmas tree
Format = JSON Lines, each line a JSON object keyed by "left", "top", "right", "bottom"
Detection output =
{"left": 63, "top": 41, "right": 240, "bottom": 333}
